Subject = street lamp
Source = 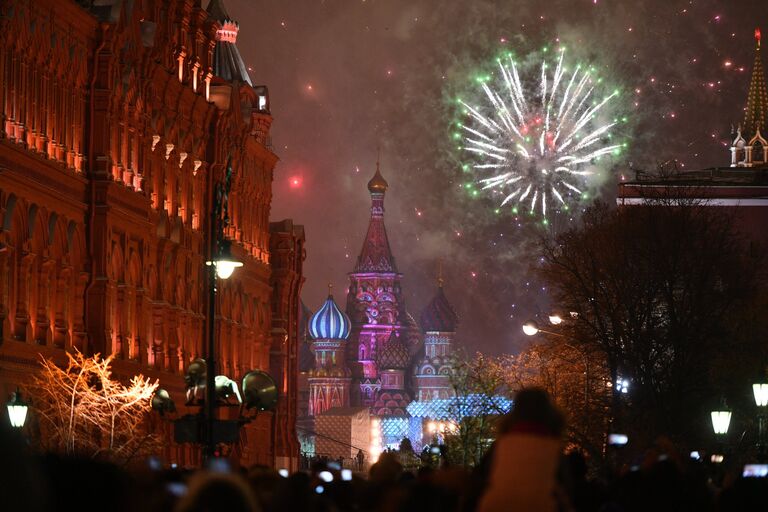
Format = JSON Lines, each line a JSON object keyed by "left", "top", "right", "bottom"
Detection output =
{"left": 6, "top": 389, "right": 29, "bottom": 429}
{"left": 711, "top": 406, "right": 732, "bottom": 436}
{"left": 206, "top": 239, "right": 242, "bottom": 279}
{"left": 522, "top": 321, "right": 540, "bottom": 336}
{"left": 548, "top": 314, "right": 563, "bottom": 325}
{"left": 202, "top": 161, "right": 242, "bottom": 462}
{"left": 753, "top": 382, "right": 768, "bottom": 407}
{"left": 753, "top": 380, "right": 768, "bottom": 460}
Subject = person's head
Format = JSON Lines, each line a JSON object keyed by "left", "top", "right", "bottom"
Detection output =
{"left": 499, "top": 387, "right": 565, "bottom": 437}
{"left": 399, "top": 437, "right": 414, "bottom": 453}
{"left": 369, "top": 452, "right": 403, "bottom": 484}
{"left": 564, "top": 450, "right": 588, "bottom": 480}
{"left": 175, "top": 472, "right": 259, "bottom": 512}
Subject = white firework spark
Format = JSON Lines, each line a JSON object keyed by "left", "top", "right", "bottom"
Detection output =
{"left": 459, "top": 49, "right": 622, "bottom": 218}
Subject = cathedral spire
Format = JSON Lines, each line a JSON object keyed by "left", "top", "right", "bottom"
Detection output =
{"left": 354, "top": 162, "right": 397, "bottom": 273}
{"left": 744, "top": 27, "right": 767, "bottom": 136}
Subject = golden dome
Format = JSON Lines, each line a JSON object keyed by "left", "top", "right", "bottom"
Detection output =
{"left": 367, "top": 164, "right": 388, "bottom": 193}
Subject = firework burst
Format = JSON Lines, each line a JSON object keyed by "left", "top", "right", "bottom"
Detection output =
{"left": 457, "top": 48, "right": 626, "bottom": 220}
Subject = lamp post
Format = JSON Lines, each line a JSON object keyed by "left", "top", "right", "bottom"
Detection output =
{"left": 522, "top": 316, "right": 593, "bottom": 441}
{"left": 202, "top": 161, "right": 242, "bottom": 462}
{"left": 753, "top": 381, "right": 768, "bottom": 461}
{"left": 6, "top": 389, "right": 28, "bottom": 429}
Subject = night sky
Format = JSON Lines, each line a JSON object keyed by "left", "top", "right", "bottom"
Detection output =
{"left": 226, "top": 0, "right": 764, "bottom": 354}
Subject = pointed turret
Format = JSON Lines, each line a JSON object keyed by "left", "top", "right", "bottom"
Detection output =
{"left": 420, "top": 264, "right": 459, "bottom": 333}
{"left": 207, "top": 0, "right": 253, "bottom": 86}
{"left": 744, "top": 28, "right": 767, "bottom": 137}
{"left": 354, "top": 161, "right": 398, "bottom": 273}
{"left": 413, "top": 264, "right": 457, "bottom": 402}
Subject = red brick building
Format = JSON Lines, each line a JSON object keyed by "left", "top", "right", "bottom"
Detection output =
{"left": 0, "top": 0, "right": 304, "bottom": 469}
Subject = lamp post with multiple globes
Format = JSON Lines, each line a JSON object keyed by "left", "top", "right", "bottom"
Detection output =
{"left": 202, "top": 160, "right": 243, "bottom": 462}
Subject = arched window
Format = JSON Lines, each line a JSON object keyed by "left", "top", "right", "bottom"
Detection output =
{"left": 753, "top": 140, "right": 765, "bottom": 163}
{"left": 736, "top": 139, "right": 746, "bottom": 164}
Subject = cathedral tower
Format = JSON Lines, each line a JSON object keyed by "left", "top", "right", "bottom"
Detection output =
{"left": 346, "top": 162, "right": 421, "bottom": 411}
{"left": 414, "top": 273, "right": 459, "bottom": 401}
{"left": 307, "top": 290, "right": 352, "bottom": 416}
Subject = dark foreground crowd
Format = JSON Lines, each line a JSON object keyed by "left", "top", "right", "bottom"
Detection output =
{"left": 2, "top": 389, "right": 767, "bottom": 512}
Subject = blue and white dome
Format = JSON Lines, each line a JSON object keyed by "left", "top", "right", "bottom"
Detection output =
{"left": 309, "top": 295, "right": 351, "bottom": 340}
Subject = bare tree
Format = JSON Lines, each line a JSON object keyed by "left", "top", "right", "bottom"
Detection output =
{"left": 537, "top": 201, "right": 768, "bottom": 449}
{"left": 30, "top": 351, "right": 160, "bottom": 465}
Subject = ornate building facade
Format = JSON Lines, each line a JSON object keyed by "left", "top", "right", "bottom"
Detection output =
{"left": 0, "top": 0, "right": 304, "bottom": 469}
{"left": 301, "top": 164, "right": 458, "bottom": 450}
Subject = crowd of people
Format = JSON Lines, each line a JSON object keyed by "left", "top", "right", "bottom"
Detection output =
{"left": 3, "top": 388, "right": 767, "bottom": 511}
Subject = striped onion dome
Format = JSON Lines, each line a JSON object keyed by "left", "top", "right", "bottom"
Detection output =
{"left": 309, "top": 294, "right": 351, "bottom": 340}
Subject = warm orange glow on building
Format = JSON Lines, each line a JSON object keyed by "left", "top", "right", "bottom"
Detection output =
{"left": 0, "top": 0, "right": 304, "bottom": 470}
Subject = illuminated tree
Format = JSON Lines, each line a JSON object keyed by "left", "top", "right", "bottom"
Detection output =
{"left": 448, "top": 346, "right": 610, "bottom": 465}
{"left": 505, "top": 340, "right": 611, "bottom": 460}
{"left": 443, "top": 352, "right": 512, "bottom": 467}
{"left": 30, "top": 351, "right": 160, "bottom": 464}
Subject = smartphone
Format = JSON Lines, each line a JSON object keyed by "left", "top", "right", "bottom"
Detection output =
{"left": 166, "top": 482, "right": 187, "bottom": 497}
{"left": 328, "top": 461, "right": 341, "bottom": 470}
{"left": 341, "top": 469, "right": 352, "bottom": 481}
{"left": 689, "top": 451, "right": 701, "bottom": 461}
{"left": 318, "top": 470, "right": 333, "bottom": 482}
{"left": 208, "top": 458, "right": 231, "bottom": 473}
{"left": 608, "top": 434, "right": 628, "bottom": 446}
{"left": 278, "top": 469, "right": 289, "bottom": 478}
{"left": 430, "top": 446, "right": 441, "bottom": 454}
{"left": 743, "top": 464, "right": 768, "bottom": 477}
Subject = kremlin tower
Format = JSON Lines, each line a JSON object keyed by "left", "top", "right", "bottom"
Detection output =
{"left": 730, "top": 28, "right": 768, "bottom": 167}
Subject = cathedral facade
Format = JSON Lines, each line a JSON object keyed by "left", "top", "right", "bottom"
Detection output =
{"left": 302, "top": 164, "right": 458, "bottom": 449}
{"left": 0, "top": 0, "right": 304, "bottom": 469}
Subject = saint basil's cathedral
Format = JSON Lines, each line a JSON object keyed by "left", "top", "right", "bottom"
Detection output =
{"left": 298, "top": 164, "right": 459, "bottom": 455}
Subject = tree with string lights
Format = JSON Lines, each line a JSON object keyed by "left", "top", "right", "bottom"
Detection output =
{"left": 29, "top": 351, "right": 160, "bottom": 464}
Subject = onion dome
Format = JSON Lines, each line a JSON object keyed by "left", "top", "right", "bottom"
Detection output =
{"left": 420, "top": 284, "right": 458, "bottom": 332}
{"left": 367, "top": 163, "right": 388, "bottom": 193}
{"left": 309, "top": 294, "right": 351, "bottom": 340}
{"left": 377, "top": 332, "right": 410, "bottom": 369}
